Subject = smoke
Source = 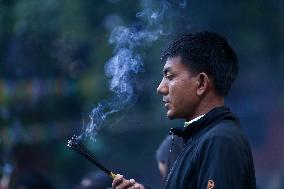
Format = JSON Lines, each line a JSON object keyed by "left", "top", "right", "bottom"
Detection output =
{"left": 81, "top": 0, "right": 187, "bottom": 140}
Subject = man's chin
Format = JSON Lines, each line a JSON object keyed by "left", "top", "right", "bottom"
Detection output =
{"left": 167, "top": 111, "right": 175, "bottom": 120}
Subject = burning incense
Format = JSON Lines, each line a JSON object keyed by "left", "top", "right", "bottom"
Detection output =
{"left": 67, "top": 135, "right": 117, "bottom": 179}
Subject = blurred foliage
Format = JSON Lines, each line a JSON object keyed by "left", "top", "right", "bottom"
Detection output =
{"left": 0, "top": 0, "right": 283, "bottom": 188}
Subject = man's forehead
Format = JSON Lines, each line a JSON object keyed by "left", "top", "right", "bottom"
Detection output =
{"left": 163, "top": 56, "right": 183, "bottom": 71}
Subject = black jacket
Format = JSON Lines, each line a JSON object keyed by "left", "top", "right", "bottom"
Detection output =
{"left": 164, "top": 107, "right": 256, "bottom": 189}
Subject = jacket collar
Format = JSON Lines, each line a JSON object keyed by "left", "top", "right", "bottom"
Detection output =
{"left": 169, "top": 106, "right": 239, "bottom": 143}
{"left": 184, "top": 114, "right": 205, "bottom": 127}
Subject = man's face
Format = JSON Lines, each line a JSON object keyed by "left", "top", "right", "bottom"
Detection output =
{"left": 157, "top": 56, "right": 200, "bottom": 121}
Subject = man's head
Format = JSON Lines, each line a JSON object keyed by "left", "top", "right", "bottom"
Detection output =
{"left": 157, "top": 31, "right": 238, "bottom": 120}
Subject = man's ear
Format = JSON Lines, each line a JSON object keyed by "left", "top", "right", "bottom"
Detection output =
{"left": 196, "top": 72, "right": 210, "bottom": 96}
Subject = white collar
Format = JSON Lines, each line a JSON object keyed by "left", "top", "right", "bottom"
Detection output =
{"left": 184, "top": 114, "right": 205, "bottom": 127}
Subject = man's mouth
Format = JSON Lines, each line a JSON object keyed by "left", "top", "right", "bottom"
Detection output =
{"left": 164, "top": 101, "right": 170, "bottom": 108}
{"left": 165, "top": 103, "right": 170, "bottom": 108}
{"left": 163, "top": 98, "right": 170, "bottom": 108}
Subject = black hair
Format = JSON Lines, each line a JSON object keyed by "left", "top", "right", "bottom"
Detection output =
{"left": 161, "top": 31, "right": 238, "bottom": 96}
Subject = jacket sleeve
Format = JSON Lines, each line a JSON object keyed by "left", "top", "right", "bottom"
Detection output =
{"left": 195, "top": 136, "right": 247, "bottom": 189}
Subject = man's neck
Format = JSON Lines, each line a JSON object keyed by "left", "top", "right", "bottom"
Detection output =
{"left": 186, "top": 94, "right": 224, "bottom": 122}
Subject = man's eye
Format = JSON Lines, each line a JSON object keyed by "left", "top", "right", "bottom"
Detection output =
{"left": 165, "top": 75, "right": 173, "bottom": 79}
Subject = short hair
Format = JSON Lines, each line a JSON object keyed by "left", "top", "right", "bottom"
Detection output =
{"left": 156, "top": 135, "right": 184, "bottom": 176}
{"left": 161, "top": 31, "right": 238, "bottom": 96}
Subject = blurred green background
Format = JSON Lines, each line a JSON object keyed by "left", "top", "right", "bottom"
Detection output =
{"left": 0, "top": 0, "right": 283, "bottom": 188}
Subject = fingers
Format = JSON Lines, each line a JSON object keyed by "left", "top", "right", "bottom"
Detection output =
{"left": 112, "top": 174, "right": 124, "bottom": 188}
{"left": 112, "top": 174, "right": 144, "bottom": 189}
{"left": 115, "top": 178, "right": 136, "bottom": 189}
{"left": 128, "top": 183, "right": 145, "bottom": 189}
{"left": 112, "top": 174, "right": 135, "bottom": 189}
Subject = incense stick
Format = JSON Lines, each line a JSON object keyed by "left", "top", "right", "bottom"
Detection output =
{"left": 67, "top": 135, "right": 117, "bottom": 179}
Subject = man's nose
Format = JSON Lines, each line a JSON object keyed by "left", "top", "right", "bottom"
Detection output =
{"left": 157, "top": 80, "right": 168, "bottom": 95}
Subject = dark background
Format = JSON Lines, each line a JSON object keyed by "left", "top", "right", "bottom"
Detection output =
{"left": 0, "top": 0, "right": 283, "bottom": 188}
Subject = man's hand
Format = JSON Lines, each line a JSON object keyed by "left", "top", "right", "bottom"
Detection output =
{"left": 112, "top": 174, "right": 145, "bottom": 189}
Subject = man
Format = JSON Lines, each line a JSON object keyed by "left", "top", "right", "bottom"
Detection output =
{"left": 112, "top": 31, "right": 256, "bottom": 189}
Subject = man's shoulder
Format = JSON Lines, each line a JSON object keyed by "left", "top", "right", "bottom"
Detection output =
{"left": 205, "top": 119, "right": 244, "bottom": 139}
{"left": 195, "top": 120, "right": 252, "bottom": 154}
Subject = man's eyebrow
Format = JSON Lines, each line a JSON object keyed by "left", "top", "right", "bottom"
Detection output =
{"left": 163, "top": 67, "right": 172, "bottom": 74}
